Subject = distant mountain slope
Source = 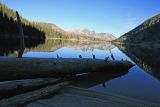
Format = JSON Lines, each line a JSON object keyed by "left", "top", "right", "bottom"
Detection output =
{"left": 38, "top": 22, "right": 63, "bottom": 31}
{"left": 68, "top": 29, "right": 116, "bottom": 41}
{"left": 115, "top": 14, "right": 160, "bottom": 45}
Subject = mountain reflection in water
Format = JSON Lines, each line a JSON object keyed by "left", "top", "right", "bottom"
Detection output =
{"left": 0, "top": 39, "right": 115, "bottom": 56}
{"left": 116, "top": 44, "right": 160, "bottom": 80}
{"left": 0, "top": 36, "right": 45, "bottom": 56}
{"left": 25, "top": 39, "right": 115, "bottom": 52}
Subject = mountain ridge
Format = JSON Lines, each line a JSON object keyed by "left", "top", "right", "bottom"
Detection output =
{"left": 68, "top": 29, "right": 116, "bottom": 41}
{"left": 115, "top": 13, "right": 160, "bottom": 46}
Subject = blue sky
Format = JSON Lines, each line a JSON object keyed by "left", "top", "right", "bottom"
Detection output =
{"left": 0, "top": 0, "right": 160, "bottom": 37}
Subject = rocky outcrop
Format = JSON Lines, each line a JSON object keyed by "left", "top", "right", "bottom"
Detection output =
{"left": 68, "top": 29, "right": 116, "bottom": 41}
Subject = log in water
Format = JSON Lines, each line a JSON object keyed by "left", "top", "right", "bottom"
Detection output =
{"left": 0, "top": 82, "right": 70, "bottom": 107}
{"left": 0, "top": 58, "right": 134, "bottom": 81}
{"left": 0, "top": 78, "right": 62, "bottom": 99}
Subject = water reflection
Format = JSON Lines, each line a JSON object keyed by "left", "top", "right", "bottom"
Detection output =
{"left": 0, "top": 37, "right": 45, "bottom": 56}
{"left": 1, "top": 40, "right": 160, "bottom": 103}
{"left": 116, "top": 44, "right": 160, "bottom": 80}
{"left": 25, "top": 39, "right": 115, "bottom": 52}
{"left": 0, "top": 39, "right": 115, "bottom": 56}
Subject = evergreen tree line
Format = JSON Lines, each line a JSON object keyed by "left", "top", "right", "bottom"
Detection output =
{"left": 0, "top": 3, "right": 45, "bottom": 40}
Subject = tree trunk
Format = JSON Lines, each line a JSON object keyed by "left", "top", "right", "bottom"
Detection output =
{"left": 0, "top": 58, "right": 134, "bottom": 81}
{"left": 16, "top": 11, "right": 25, "bottom": 58}
{"left": 0, "top": 82, "right": 70, "bottom": 107}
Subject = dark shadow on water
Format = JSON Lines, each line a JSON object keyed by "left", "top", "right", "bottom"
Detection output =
{"left": 116, "top": 44, "right": 160, "bottom": 80}
{"left": 0, "top": 37, "right": 45, "bottom": 56}
{"left": 72, "top": 69, "right": 129, "bottom": 88}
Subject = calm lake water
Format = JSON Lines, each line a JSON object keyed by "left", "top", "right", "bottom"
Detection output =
{"left": 1, "top": 39, "right": 160, "bottom": 104}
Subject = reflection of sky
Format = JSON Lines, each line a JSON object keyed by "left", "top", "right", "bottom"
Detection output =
{"left": 23, "top": 46, "right": 160, "bottom": 104}
{"left": 90, "top": 66, "right": 160, "bottom": 103}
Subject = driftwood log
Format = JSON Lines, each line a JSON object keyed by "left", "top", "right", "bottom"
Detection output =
{"left": 0, "top": 58, "right": 134, "bottom": 81}
{"left": 0, "top": 78, "right": 63, "bottom": 99}
{"left": 0, "top": 81, "right": 70, "bottom": 107}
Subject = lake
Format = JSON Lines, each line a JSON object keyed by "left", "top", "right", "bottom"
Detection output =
{"left": 1, "top": 39, "right": 160, "bottom": 104}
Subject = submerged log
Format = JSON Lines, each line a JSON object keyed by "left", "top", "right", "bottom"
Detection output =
{"left": 0, "top": 82, "right": 70, "bottom": 107}
{"left": 0, "top": 58, "right": 134, "bottom": 81}
{"left": 0, "top": 78, "right": 62, "bottom": 99}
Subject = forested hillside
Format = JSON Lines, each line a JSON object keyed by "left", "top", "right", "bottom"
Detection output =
{"left": 115, "top": 14, "right": 160, "bottom": 45}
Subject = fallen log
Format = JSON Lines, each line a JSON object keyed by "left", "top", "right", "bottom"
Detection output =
{"left": 0, "top": 58, "right": 134, "bottom": 81}
{"left": 0, "top": 78, "right": 62, "bottom": 99}
{"left": 0, "top": 81, "right": 70, "bottom": 107}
